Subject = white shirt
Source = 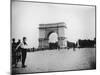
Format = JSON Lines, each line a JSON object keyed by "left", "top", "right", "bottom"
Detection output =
{"left": 20, "top": 42, "right": 27, "bottom": 49}
{"left": 16, "top": 42, "right": 28, "bottom": 50}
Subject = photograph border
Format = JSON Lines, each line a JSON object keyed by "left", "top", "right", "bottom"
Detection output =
{"left": 10, "top": 0, "right": 96, "bottom": 74}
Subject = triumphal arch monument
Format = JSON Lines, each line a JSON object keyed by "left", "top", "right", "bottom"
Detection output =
{"left": 38, "top": 22, "right": 67, "bottom": 49}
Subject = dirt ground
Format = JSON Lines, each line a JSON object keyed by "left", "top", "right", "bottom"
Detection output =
{"left": 12, "top": 48, "right": 96, "bottom": 74}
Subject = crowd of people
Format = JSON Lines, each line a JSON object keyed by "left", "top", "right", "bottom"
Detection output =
{"left": 12, "top": 37, "right": 28, "bottom": 68}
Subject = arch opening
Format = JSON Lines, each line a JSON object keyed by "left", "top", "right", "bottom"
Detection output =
{"left": 48, "top": 32, "right": 59, "bottom": 49}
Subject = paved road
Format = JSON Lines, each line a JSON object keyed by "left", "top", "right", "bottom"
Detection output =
{"left": 12, "top": 48, "right": 96, "bottom": 74}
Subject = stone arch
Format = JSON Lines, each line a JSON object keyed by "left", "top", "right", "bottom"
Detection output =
{"left": 38, "top": 22, "right": 67, "bottom": 49}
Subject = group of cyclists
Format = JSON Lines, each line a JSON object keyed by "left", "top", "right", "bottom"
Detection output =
{"left": 12, "top": 37, "right": 27, "bottom": 68}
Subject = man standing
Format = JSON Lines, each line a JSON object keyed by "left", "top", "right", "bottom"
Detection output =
{"left": 21, "top": 37, "right": 27, "bottom": 68}
{"left": 16, "top": 37, "right": 28, "bottom": 68}
{"left": 12, "top": 38, "right": 17, "bottom": 67}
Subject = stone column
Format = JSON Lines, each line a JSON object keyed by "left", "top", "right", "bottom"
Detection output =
{"left": 58, "top": 37, "right": 66, "bottom": 48}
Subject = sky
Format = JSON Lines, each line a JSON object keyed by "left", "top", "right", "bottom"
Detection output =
{"left": 12, "top": 1, "right": 95, "bottom": 48}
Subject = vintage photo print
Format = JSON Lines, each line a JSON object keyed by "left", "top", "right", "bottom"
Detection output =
{"left": 11, "top": 0, "right": 96, "bottom": 74}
